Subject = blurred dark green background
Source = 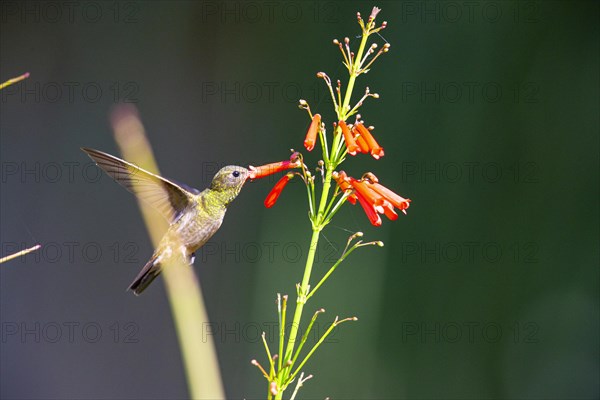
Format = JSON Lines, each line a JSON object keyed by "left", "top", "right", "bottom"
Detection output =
{"left": 1, "top": 1, "right": 598, "bottom": 399}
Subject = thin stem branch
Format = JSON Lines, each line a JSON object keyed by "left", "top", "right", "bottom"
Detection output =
{"left": 290, "top": 308, "right": 325, "bottom": 366}
{"left": 0, "top": 244, "right": 41, "bottom": 264}
{"left": 262, "top": 332, "right": 275, "bottom": 376}
{"left": 278, "top": 294, "right": 287, "bottom": 372}
{"left": 0, "top": 72, "right": 29, "bottom": 90}
{"left": 288, "top": 317, "right": 357, "bottom": 383}
{"left": 289, "top": 372, "right": 313, "bottom": 400}
{"left": 306, "top": 245, "right": 359, "bottom": 301}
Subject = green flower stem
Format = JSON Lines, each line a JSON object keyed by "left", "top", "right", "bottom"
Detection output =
{"left": 290, "top": 309, "right": 325, "bottom": 367}
{"left": 262, "top": 333, "right": 274, "bottom": 373}
{"left": 272, "top": 26, "right": 375, "bottom": 398}
{"left": 318, "top": 121, "right": 330, "bottom": 162}
{"left": 349, "top": 32, "right": 370, "bottom": 97}
{"left": 282, "top": 225, "right": 321, "bottom": 358}
{"left": 278, "top": 294, "right": 287, "bottom": 372}
{"left": 277, "top": 170, "right": 333, "bottom": 395}
{"left": 321, "top": 185, "right": 341, "bottom": 219}
{"left": 316, "top": 174, "right": 332, "bottom": 219}
{"left": 332, "top": 27, "right": 371, "bottom": 162}
{"left": 275, "top": 231, "right": 319, "bottom": 398}
{"left": 322, "top": 193, "right": 350, "bottom": 226}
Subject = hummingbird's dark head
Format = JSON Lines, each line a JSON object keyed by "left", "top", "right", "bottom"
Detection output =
{"left": 210, "top": 165, "right": 249, "bottom": 203}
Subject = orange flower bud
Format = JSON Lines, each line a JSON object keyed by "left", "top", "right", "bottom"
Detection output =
{"left": 355, "top": 123, "right": 384, "bottom": 159}
{"left": 264, "top": 173, "right": 294, "bottom": 208}
{"left": 303, "top": 113, "right": 321, "bottom": 151}
{"left": 339, "top": 121, "right": 359, "bottom": 155}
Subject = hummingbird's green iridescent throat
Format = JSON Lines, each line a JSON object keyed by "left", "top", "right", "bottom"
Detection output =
{"left": 81, "top": 147, "right": 249, "bottom": 295}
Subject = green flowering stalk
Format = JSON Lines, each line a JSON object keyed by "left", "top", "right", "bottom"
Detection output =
{"left": 248, "top": 7, "right": 411, "bottom": 398}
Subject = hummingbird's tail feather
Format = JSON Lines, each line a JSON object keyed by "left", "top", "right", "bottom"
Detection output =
{"left": 128, "top": 254, "right": 162, "bottom": 296}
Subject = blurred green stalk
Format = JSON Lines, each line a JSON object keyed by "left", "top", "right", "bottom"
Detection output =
{"left": 112, "top": 106, "right": 225, "bottom": 399}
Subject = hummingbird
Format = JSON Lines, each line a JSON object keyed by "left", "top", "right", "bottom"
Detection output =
{"left": 81, "top": 147, "right": 249, "bottom": 295}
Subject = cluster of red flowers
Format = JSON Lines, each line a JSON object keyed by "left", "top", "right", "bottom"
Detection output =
{"left": 334, "top": 171, "right": 410, "bottom": 226}
{"left": 339, "top": 120, "right": 384, "bottom": 159}
{"left": 249, "top": 116, "right": 410, "bottom": 226}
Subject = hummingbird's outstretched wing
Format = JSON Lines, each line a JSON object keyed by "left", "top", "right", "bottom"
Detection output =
{"left": 81, "top": 147, "right": 196, "bottom": 222}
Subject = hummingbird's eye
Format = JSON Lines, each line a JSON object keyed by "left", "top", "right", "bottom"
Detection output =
{"left": 232, "top": 171, "right": 240, "bottom": 178}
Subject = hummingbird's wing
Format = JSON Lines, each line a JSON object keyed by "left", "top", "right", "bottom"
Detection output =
{"left": 82, "top": 147, "right": 196, "bottom": 222}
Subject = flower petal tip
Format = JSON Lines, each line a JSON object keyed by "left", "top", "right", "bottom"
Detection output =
{"left": 303, "top": 113, "right": 321, "bottom": 152}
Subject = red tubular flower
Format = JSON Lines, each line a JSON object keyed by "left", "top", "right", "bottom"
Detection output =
{"left": 355, "top": 123, "right": 384, "bottom": 159}
{"left": 355, "top": 189, "right": 382, "bottom": 226}
{"left": 349, "top": 178, "right": 385, "bottom": 212}
{"left": 249, "top": 154, "right": 301, "bottom": 180}
{"left": 303, "top": 113, "right": 321, "bottom": 151}
{"left": 339, "top": 121, "right": 359, "bottom": 155}
{"left": 366, "top": 181, "right": 411, "bottom": 214}
{"left": 381, "top": 201, "right": 399, "bottom": 220}
{"left": 353, "top": 125, "right": 370, "bottom": 154}
{"left": 264, "top": 173, "right": 294, "bottom": 208}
